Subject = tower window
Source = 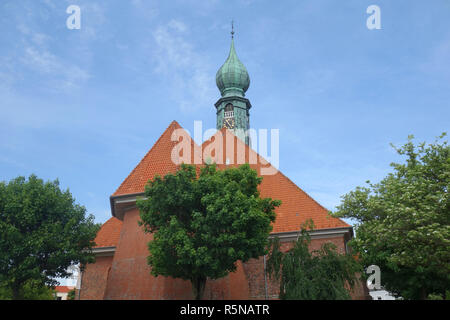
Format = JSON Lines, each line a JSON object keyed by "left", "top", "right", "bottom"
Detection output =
{"left": 224, "top": 104, "right": 234, "bottom": 118}
{"left": 225, "top": 104, "right": 234, "bottom": 112}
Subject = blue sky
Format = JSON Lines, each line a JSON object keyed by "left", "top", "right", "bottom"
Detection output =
{"left": 1, "top": 0, "right": 449, "bottom": 225}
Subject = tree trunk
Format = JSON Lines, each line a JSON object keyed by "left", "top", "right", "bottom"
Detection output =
{"left": 12, "top": 282, "right": 22, "bottom": 300}
{"left": 421, "top": 287, "right": 427, "bottom": 300}
{"left": 192, "top": 276, "right": 206, "bottom": 300}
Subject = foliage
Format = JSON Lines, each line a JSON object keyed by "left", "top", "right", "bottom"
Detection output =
{"left": 0, "top": 279, "right": 55, "bottom": 300}
{"left": 137, "top": 163, "right": 281, "bottom": 299}
{"left": 67, "top": 288, "right": 76, "bottom": 300}
{"left": 333, "top": 134, "right": 450, "bottom": 299}
{"left": 427, "top": 290, "right": 450, "bottom": 300}
{"left": 266, "top": 220, "right": 362, "bottom": 300}
{"left": 0, "top": 175, "right": 100, "bottom": 299}
{"left": 427, "top": 293, "right": 443, "bottom": 300}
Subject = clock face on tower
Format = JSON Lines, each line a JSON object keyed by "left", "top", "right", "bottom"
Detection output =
{"left": 223, "top": 117, "right": 235, "bottom": 129}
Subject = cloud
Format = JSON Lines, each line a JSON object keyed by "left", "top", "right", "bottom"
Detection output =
{"left": 20, "top": 44, "right": 90, "bottom": 91}
{"left": 130, "top": 0, "right": 159, "bottom": 19}
{"left": 150, "top": 20, "right": 217, "bottom": 112}
{"left": 0, "top": 155, "right": 26, "bottom": 169}
{"left": 167, "top": 19, "right": 188, "bottom": 33}
{"left": 0, "top": 1, "right": 93, "bottom": 93}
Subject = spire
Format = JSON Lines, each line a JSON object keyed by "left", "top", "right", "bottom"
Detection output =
{"left": 228, "top": 35, "right": 237, "bottom": 60}
{"left": 215, "top": 26, "right": 252, "bottom": 145}
{"left": 231, "top": 20, "right": 234, "bottom": 39}
{"left": 215, "top": 25, "right": 250, "bottom": 98}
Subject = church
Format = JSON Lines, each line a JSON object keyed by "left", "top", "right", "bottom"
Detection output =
{"left": 78, "top": 31, "right": 367, "bottom": 300}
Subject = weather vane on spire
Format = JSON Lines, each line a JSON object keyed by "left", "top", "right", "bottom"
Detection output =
{"left": 231, "top": 20, "right": 235, "bottom": 39}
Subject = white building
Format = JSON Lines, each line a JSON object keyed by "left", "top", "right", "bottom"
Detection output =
{"left": 369, "top": 289, "right": 397, "bottom": 300}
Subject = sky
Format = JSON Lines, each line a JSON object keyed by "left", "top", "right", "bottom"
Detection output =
{"left": 0, "top": 0, "right": 449, "bottom": 226}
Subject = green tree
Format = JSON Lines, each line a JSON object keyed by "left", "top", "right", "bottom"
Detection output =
{"left": 137, "top": 163, "right": 280, "bottom": 300}
{"left": 0, "top": 175, "right": 99, "bottom": 299}
{"left": 0, "top": 279, "right": 55, "bottom": 300}
{"left": 333, "top": 134, "right": 450, "bottom": 299}
{"left": 67, "top": 288, "right": 76, "bottom": 300}
{"left": 266, "top": 220, "right": 362, "bottom": 300}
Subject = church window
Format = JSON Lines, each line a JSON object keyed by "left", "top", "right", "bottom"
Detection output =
{"left": 224, "top": 104, "right": 234, "bottom": 118}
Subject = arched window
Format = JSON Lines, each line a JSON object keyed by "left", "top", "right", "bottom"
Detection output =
{"left": 225, "top": 104, "right": 234, "bottom": 112}
{"left": 224, "top": 104, "right": 234, "bottom": 118}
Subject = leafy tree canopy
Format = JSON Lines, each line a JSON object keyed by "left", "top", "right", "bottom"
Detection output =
{"left": 333, "top": 134, "right": 449, "bottom": 299}
{"left": 0, "top": 175, "right": 100, "bottom": 299}
{"left": 137, "top": 163, "right": 281, "bottom": 299}
{"left": 67, "top": 288, "right": 76, "bottom": 300}
{"left": 266, "top": 220, "right": 362, "bottom": 300}
{"left": 0, "top": 279, "right": 56, "bottom": 300}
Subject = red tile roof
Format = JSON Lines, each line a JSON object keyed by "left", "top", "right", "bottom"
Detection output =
{"left": 203, "top": 128, "right": 349, "bottom": 232}
{"left": 98, "top": 121, "right": 348, "bottom": 247}
{"left": 93, "top": 217, "right": 122, "bottom": 248}
{"left": 54, "top": 286, "right": 74, "bottom": 293}
{"left": 112, "top": 121, "right": 200, "bottom": 196}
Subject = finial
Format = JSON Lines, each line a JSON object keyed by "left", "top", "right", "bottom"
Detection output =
{"left": 231, "top": 20, "right": 234, "bottom": 39}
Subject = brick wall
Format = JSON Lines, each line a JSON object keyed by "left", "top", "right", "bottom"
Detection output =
{"left": 241, "top": 236, "right": 350, "bottom": 299}
{"left": 79, "top": 255, "right": 113, "bottom": 300}
{"left": 80, "top": 207, "right": 368, "bottom": 300}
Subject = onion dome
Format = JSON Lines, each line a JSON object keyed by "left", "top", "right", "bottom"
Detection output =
{"left": 215, "top": 38, "right": 250, "bottom": 97}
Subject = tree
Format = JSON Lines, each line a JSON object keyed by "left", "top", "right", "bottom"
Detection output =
{"left": 266, "top": 220, "right": 362, "bottom": 300}
{"left": 333, "top": 134, "right": 449, "bottom": 299}
{"left": 0, "top": 175, "right": 99, "bottom": 299}
{"left": 137, "top": 163, "right": 281, "bottom": 299}
{"left": 67, "top": 288, "right": 76, "bottom": 300}
{"left": 0, "top": 279, "right": 55, "bottom": 300}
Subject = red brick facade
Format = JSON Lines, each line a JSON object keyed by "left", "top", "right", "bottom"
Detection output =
{"left": 83, "top": 208, "right": 251, "bottom": 300}
{"left": 79, "top": 122, "right": 369, "bottom": 300}
{"left": 79, "top": 209, "right": 368, "bottom": 300}
{"left": 79, "top": 255, "right": 113, "bottom": 300}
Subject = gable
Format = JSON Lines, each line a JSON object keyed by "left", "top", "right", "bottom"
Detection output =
{"left": 112, "top": 121, "right": 200, "bottom": 196}
{"left": 111, "top": 122, "right": 349, "bottom": 232}
{"left": 203, "top": 128, "right": 349, "bottom": 232}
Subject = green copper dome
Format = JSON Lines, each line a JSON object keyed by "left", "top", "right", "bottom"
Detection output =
{"left": 216, "top": 38, "right": 250, "bottom": 97}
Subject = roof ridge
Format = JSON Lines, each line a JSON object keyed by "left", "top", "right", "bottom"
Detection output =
{"left": 201, "top": 128, "right": 349, "bottom": 228}
{"left": 111, "top": 124, "right": 349, "bottom": 230}
{"left": 112, "top": 120, "right": 181, "bottom": 196}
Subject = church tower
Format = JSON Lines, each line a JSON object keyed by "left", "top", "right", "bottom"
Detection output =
{"left": 215, "top": 24, "right": 251, "bottom": 145}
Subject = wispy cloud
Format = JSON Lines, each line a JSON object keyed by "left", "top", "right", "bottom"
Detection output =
{"left": 0, "top": 155, "right": 26, "bottom": 169}
{"left": 21, "top": 46, "right": 90, "bottom": 90}
{"left": 130, "top": 0, "right": 159, "bottom": 19}
{"left": 150, "top": 19, "right": 216, "bottom": 112}
{"left": 0, "top": 2, "right": 92, "bottom": 93}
